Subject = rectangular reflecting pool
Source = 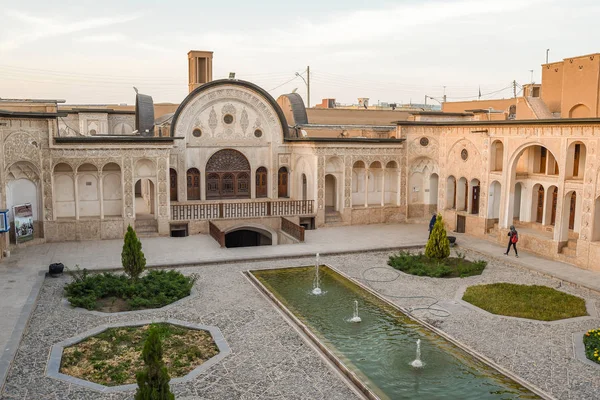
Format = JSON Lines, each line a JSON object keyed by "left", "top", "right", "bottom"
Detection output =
{"left": 251, "top": 266, "right": 540, "bottom": 400}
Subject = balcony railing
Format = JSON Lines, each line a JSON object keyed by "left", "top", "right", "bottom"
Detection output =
{"left": 171, "top": 199, "right": 314, "bottom": 221}
{"left": 281, "top": 217, "right": 305, "bottom": 242}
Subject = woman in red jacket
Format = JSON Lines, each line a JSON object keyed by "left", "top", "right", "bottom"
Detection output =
{"left": 504, "top": 225, "right": 518, "bottom": 258}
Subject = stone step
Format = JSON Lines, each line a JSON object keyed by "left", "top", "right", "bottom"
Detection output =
{"left": 561, "top": 246, "right": 577, "bottom": 257}
{"left": 137, "top": 231, "right": 159, "bottom": 238}
{"left": 567, "top": 239, "right": 578, "bottom": 249}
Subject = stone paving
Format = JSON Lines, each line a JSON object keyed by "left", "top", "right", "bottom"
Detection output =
{"left": 2, "top": 249, "right": 600, "bottom": 399}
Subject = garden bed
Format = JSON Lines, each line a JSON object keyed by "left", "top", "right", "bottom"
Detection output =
{"left": 462, "top": 283, "right": 588, "bottom": 321}
{"left": 64, "top": 269, "right": 197, "bottom": 312}
{"left": 60, "top": 323, "right": 219, "bottom": 386}
{"left": 387, "top": 251, "right": 486, "bottom": 278}
{"left": 584, "top": 328, "right": 600, "bottom": 364}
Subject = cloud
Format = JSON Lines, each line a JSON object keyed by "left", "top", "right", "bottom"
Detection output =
{"left": 76, "top": 34, "right": 129, "bottom": 43}
{"left": 176, "top": 0, "right": 542, "bottom": 53}
{"left": 0, "top": 10, "right": 140, "bottom": 51}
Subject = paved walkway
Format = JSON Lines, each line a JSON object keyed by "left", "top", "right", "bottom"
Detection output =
{"left": 2, "top": 222, "right": 600, "bottom": 394}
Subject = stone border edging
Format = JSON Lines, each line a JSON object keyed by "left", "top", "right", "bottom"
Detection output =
{"left": 457, "top": 244, "right": 600, "bottom": 297}
{"left": 0, "top": 271, "right": 46, "bottom": 395}
{"left": 60, "top": 286, "right": 199, "bottom": 316}
{"left": 46, "top": 318, "right": 231, "bottom": 392}
{"left": 328, "top": 264, "right": 555, "bottom": 400}
{"left": 245, "top": 270, "right": 378, "bottom": 400}
{"left": 572, "top": 331, "right": 600, "bottom": 368}
{"left": 454, "top": 284, "right": 598, "bottom": 324}
{"left": 64, "top": 244, "right": 425, "bottom": 274}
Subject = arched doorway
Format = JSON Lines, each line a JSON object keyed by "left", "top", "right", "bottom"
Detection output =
{"left": 205, "top": 149, "right": 251, "bottom": 199}
{"left": 170, "top": 168, "right": 178, "bottom": 202}
{"left": 488, "top": 181, "right": 501, "bottom": 220}
{"left": 513, "top": 182, "right": 523, "bottom": 222}
{"left": 256, "top": 167, "right": 268, "bottom": 198}
{"left": 446, "top": 176, "right": 456, "bottom": 209}
{"left": 470, "top": 179, "right": 480, "bottom": 215}
{"left": 457, "top": 178, "right": 467, "bottom": 211}
{"left": 7, "top": 162, "right": 40, "bottom": 242}
{"left": 549, "top": 187, "right": 558, "bottom": 225}
{"left": 325, "top": 174, "right": 336, "bottom": 212}
{"left": 187, "top": 168, "right": 200, "bottom": 200}
{"left": 534, "top": 185, "right": 544, "bottom": 223}
{"left": 135, "top": 179, "right": 155, "bottom": 217}
{"left": 429, "top": 173, "right": 439, "bottom": 209}
{"left": 225, "top": 228, "right": 273, "bottom": 248}
{"left": 302, "top": 173, "right": 307, "bottom": 200}
{"left": 278, "top": 167, "right": 289, "bottom": 198}
{"left": 568, "top": 192, "right": 576, "bottom": 230}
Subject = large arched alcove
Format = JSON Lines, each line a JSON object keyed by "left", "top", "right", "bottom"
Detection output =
{"left": 205, "top": 149, "right": 251, "bottom": 199}
{"left": 325, "top": 156, "right": 344, "bottom": 210}
{"left": 102, "top": 163, "right": 122, "bottom": 217}
{"left": 6, "top": 161, "right": 41, "bottom": 242}
{"left": 488, "top": 181, "right": 501, "bottom": 220}
{"left": 503, "top": 144, "right": 560, "bottom": 228}
{"left": 53, "top": 162, "right": 75, "bottom": 218}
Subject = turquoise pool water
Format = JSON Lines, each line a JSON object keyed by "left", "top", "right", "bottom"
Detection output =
{"left": 252, "top": 266, "right": 539, "bottom": 400}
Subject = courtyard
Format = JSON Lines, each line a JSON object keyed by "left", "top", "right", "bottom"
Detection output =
{"left": 1, "top": 224, "right": 600, "bottom": 399}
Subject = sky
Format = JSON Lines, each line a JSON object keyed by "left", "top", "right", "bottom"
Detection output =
{"left": 1, "top": 0, "right": 599, "bottom": 107}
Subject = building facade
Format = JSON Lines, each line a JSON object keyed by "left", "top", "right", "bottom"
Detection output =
{"left": 4, "top": 50, "right": 600, "bottom": 272}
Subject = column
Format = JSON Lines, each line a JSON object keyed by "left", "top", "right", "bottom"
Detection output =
{"left": 74, "top": 173, "right": 79, "bottom": 220}
{"left": 396, "top": 169, "right": 401, "bottom": 206}
{"left": 380, "top": 168, "right": 385, "bottom": 206}
{"left": 99, "top": 172, "right": 104, "bottom": 219}
{"left": 364, "top": 169, "right": 369, "bottom": 208}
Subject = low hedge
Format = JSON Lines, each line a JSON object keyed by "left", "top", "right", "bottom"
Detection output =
{"left": 584, "top": 328, "right": 600, "bottom": 365}
{"left": 387, "top": 251, "right": 486, "bottom": 278}
{"left": 64, "top": 269, "right": 197, "bottom": 311}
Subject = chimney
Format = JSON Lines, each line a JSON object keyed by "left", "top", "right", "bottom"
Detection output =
{"left": 188, "top": 50, "right": 214, "bottom": 93}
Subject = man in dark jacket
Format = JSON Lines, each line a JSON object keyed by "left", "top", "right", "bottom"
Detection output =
{"left": 504, "top": 225, "right": 519, "bottom": 257}
{"left": 428, "top": 213, "right": 437, "bottom": 239}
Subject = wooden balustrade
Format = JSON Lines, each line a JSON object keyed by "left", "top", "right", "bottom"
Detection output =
{"left": 209, "top": 221, "right": 225, "bottom": 247}
{"left": 171, "top": 199, "right": 314, "bottom": 221}
{"left": 281, "top": 217, "right": 305, "bottom": 242}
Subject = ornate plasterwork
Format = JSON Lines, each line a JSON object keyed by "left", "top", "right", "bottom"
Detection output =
{"left": 5, "top": 131, "right": 41, "bottom": 170}
{"left": 174, "top": 85, "right": 282, "bottom": 144}
{"left": 123, "top": 158, "right": 134, "bottom": 218}
{"left": 6, "top": 161, "right": 39, "bottom": 181}
{"left": 409, "top": 158, "right": 439, "bottom": 175}
{"left": 317, "top": 156, "right": 325, "bottom": 209}
{"left": 157, "top": 157, "right": 169, "bottom": 219}
{"left": 344, "top": 156, "right": 352, "bottom": 207}
{"left": 42, "top": 157, "right": 53, "bottom": 220}
{"left": 408, "top": 136, "right": 439, "bottom": 161}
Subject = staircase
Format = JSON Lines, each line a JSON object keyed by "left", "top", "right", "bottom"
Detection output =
{"left": 324, "top": 210, "right": 343, "bottom": 226}
{"left": 135, "top": 218, "right": 158, "bottom": 237}
{"left": 560, "top": 239, "right": 577, "bottom": 258}
{"left": 526, "top": 97, "right": 555, "bottom": 119}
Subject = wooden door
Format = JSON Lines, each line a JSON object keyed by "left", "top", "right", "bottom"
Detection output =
{"left": 187, "top": 168, "right": 200, "bottom": 200}
{"left": 256, "top": 167, "right": 267, "bottom": 198}
{"left": 471, "top": 186, "right": 480, "bottom": 215}
{"left": 540, "top": 147, "right": 547, "bottom": 174}
{"left": 551, "top": 188, "right": 557, "bottom": 225}
{"left": 169, "top": 169, "right": 177, "bottom": 202}
{"left": 456, "top": 215, "right": 466, "bottom": 233}
{"left": 453, "top": 180, "right": 457, "bottom": 209}
{"left": 463, "top": 182, "right": 468, "bottom": 211}
{"left": 278, "top": 167, "right": 288, "bottom": 198}
{"left": 569, "top": 192, "right": 576, "bottom": 230}
{"left": 536, "top": 186, "right": 544, "bottom": 223}
{"left": 573, "top": 144, "right": 580, "bottom": 177}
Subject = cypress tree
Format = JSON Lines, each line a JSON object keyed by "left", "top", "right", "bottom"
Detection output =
{"left": 135, "top": 325, "right": 175, "bottom": 400}
{"left": 425, "top": 214, "right": 450, "bottom": 259}
{"left": 122, "top": 225, "right": 146, "bottom": 280}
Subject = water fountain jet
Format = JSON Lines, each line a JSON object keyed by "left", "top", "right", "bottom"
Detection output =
{"left": 410, "top": 339, "right": 424, "bottom": 368}
{"left": 349, "top": 300, "right": 362, "bottom": 323}
{"left": 312, "top": 253, "right": 322, "bottom": 295}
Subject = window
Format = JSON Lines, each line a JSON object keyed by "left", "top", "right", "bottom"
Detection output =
{"left": 223, "top": 114, "right": 234, "bottom": 124}
{"left": 192, "top": 128, "right": 202, "bottom": 137}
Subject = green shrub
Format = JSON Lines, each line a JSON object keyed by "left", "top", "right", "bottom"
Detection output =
{"left": 122, "top": 225, "right": 146, "bottom": 280}
{"left": 584, "top": 328, "right": 600, "bottom": 364}
{"left": 135, "top": 324, "right": 175, "bottom": 400}
{"left": 387, "top": 251, "right": 486, "bottom": 278}
{"left": 64, "top": 269, "right": 197, "bottom": 311}
{"left": 425, "top": 215, "right": 450, "bottom": 259}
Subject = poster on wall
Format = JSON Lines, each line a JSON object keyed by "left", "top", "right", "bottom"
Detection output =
{"left": 13, "top": 203, "right": 34, "bottom": 243}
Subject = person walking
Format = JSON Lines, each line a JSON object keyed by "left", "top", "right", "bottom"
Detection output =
{"left": 505, "top": 225, "right": 519, "bottom": 257}
{"left": 428, "top": 213, "right": 437, "bottom": 239}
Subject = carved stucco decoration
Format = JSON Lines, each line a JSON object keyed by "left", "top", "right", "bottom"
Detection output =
{"left": 240, "top": 108, "right": 249, "bottom": 134}
{"left": 157, "top": 157, "right": 169, "bottom": 218}
{"left": 409, "top": 157, "right": 439, "bottom": 175}
{"left": 344, "top": 156, "right": 352, "bottom": 207}
{"left": 123, "top": 158, "right": 134, "bottom": 218}
{"left": 5, "top": 131, "right": 41, "bottom": 170}
{"left": 42, "top": 157, "right": 53, "bottom": 220}
{"left": 317, "top": 156, "right": 325, "bottom": 209}
{"left": 408, "top": 136, "right": 439, "bottom": 161}
{"left": 174, "top": 86, "right": 282, "bottom": 144}
{"left": 6, "top": 161, "right": 39, "bottom": 182}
